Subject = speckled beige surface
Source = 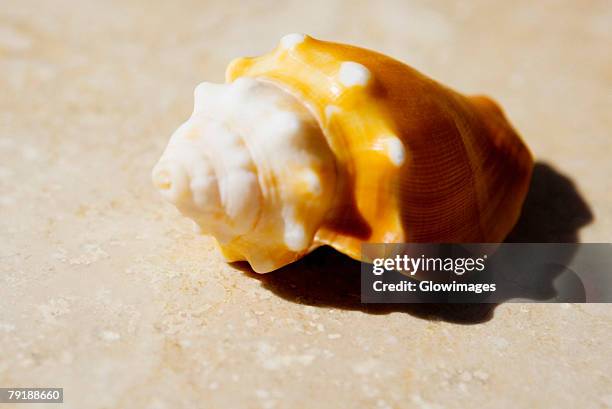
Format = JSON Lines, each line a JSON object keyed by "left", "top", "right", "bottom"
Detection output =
{"left": 1, "top": 1, "right": 611, "bottom": 408}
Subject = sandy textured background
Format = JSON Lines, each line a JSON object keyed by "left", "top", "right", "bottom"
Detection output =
{"left": 1, "top": 0, "right": 611, "bottom": 408}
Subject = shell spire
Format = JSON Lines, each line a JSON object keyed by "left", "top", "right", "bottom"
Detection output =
{"left": 153, "top": 34, "right": 533, "bottom": 272}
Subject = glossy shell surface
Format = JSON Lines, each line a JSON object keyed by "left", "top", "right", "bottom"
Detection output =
{"left": 226, "top": 34, "right": 534, "bottom": 263}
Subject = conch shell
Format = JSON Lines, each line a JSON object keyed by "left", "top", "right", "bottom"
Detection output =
{"left": 152, "top": 34, "right": 533, "bottom": 273}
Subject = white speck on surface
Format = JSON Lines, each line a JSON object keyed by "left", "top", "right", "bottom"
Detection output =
{"left": 0, "top": 26, "right": 32, "bottom": 51}
{"left": 0, "top": 196, "right": 16, "bottom": 206}
{"left": 51, "top": 248, "right": 68, "bottom": 262}
{"left": 38, "top": 298, "right": 71, "bottom": 323}
{"left": 338, "top": 61, "right": 371, "bottom": 87}
{"left": 459, "top": 371, "right": 473, "bottom": 382}
{"left": 362, "top": 383, "right": 380, "bottom": 398}
{"left": 255, "top": 389, "right": 278, "bottom": 409}
{"left": 59, "top": 351, "right": 74, "bottom": 365}
{"left": 20, "top": 358, "right": 34, "bottom": 368}
{"left": 67, "top": 243, "right": 109, "bottom": 265}
{"left": 0, "top": 137, "right": 15, "bottom": 148}
{"left": 101, "top": 330, "right": 120, "bottom": 342}
{"left": 256, "top": 342, "right": 315, "bottom": 370}
{"left": 0, "top": 322, "right": 15, "bottom": 332}
{"left": 352, "top": 358, "right": 379, "bottom": 375}
{"left": 179, "top": 339, "right": 192, "bottom": 348}
{"left": 309, "top": 322, "right": 325, "bottom": 332}
{"left": 386, "top": 335, "right": 398, "bottom": 344}
{"left": 491, "top": 336, "right": 509, "bottom": 349}
{"left": 0, "top": 166, "right": 14, "bottom": 179}
{"left": 473, "top": 370, "right": 489, "bottom": 382}
{"left": 21, "top": 146, "right": 40, "bottom": 161}
{"left": 280, "top": 33, "right": 305, "bottom": 50}
{"left": 328, "top": 333, "right": 341, "bottom": 339}
{"left": 376, "top": 399, "right": 392, "bottom": 409}
{"left": 303, "top": 306, "right": 315, "bottom": 314}
{"left": 411, "top": 394, "right": 444, "bottom": 409}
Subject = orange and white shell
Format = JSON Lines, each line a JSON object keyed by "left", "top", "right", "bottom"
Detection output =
{"left": 152, "top": 34, "right": 533, "bottom": 273}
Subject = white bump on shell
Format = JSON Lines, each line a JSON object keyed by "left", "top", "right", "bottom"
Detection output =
{"left": 284, "top": 221, "right": 307, "bottom": 251}
{"left": 383, "top": 136, "right": 406, "bottom": 166}
{"left": 338, "top": 61, "right": 371, "bottom": 87}
{"left": 302, "top": 169, "right": 322, "bottom": 195}
{"left": 382, "top": 231, "right": 399, "bottom": 242}
{"left": 193, "top": 82, "right": 216, "bottom": 114}
{"left": 325, "top": 105, "right": 341, "bottom": 120}
{"left": 152, "top": 161, "right": 188, "bottom": 203}
{"left": 280, "top": 33, "right": 306, "bottom": 49}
